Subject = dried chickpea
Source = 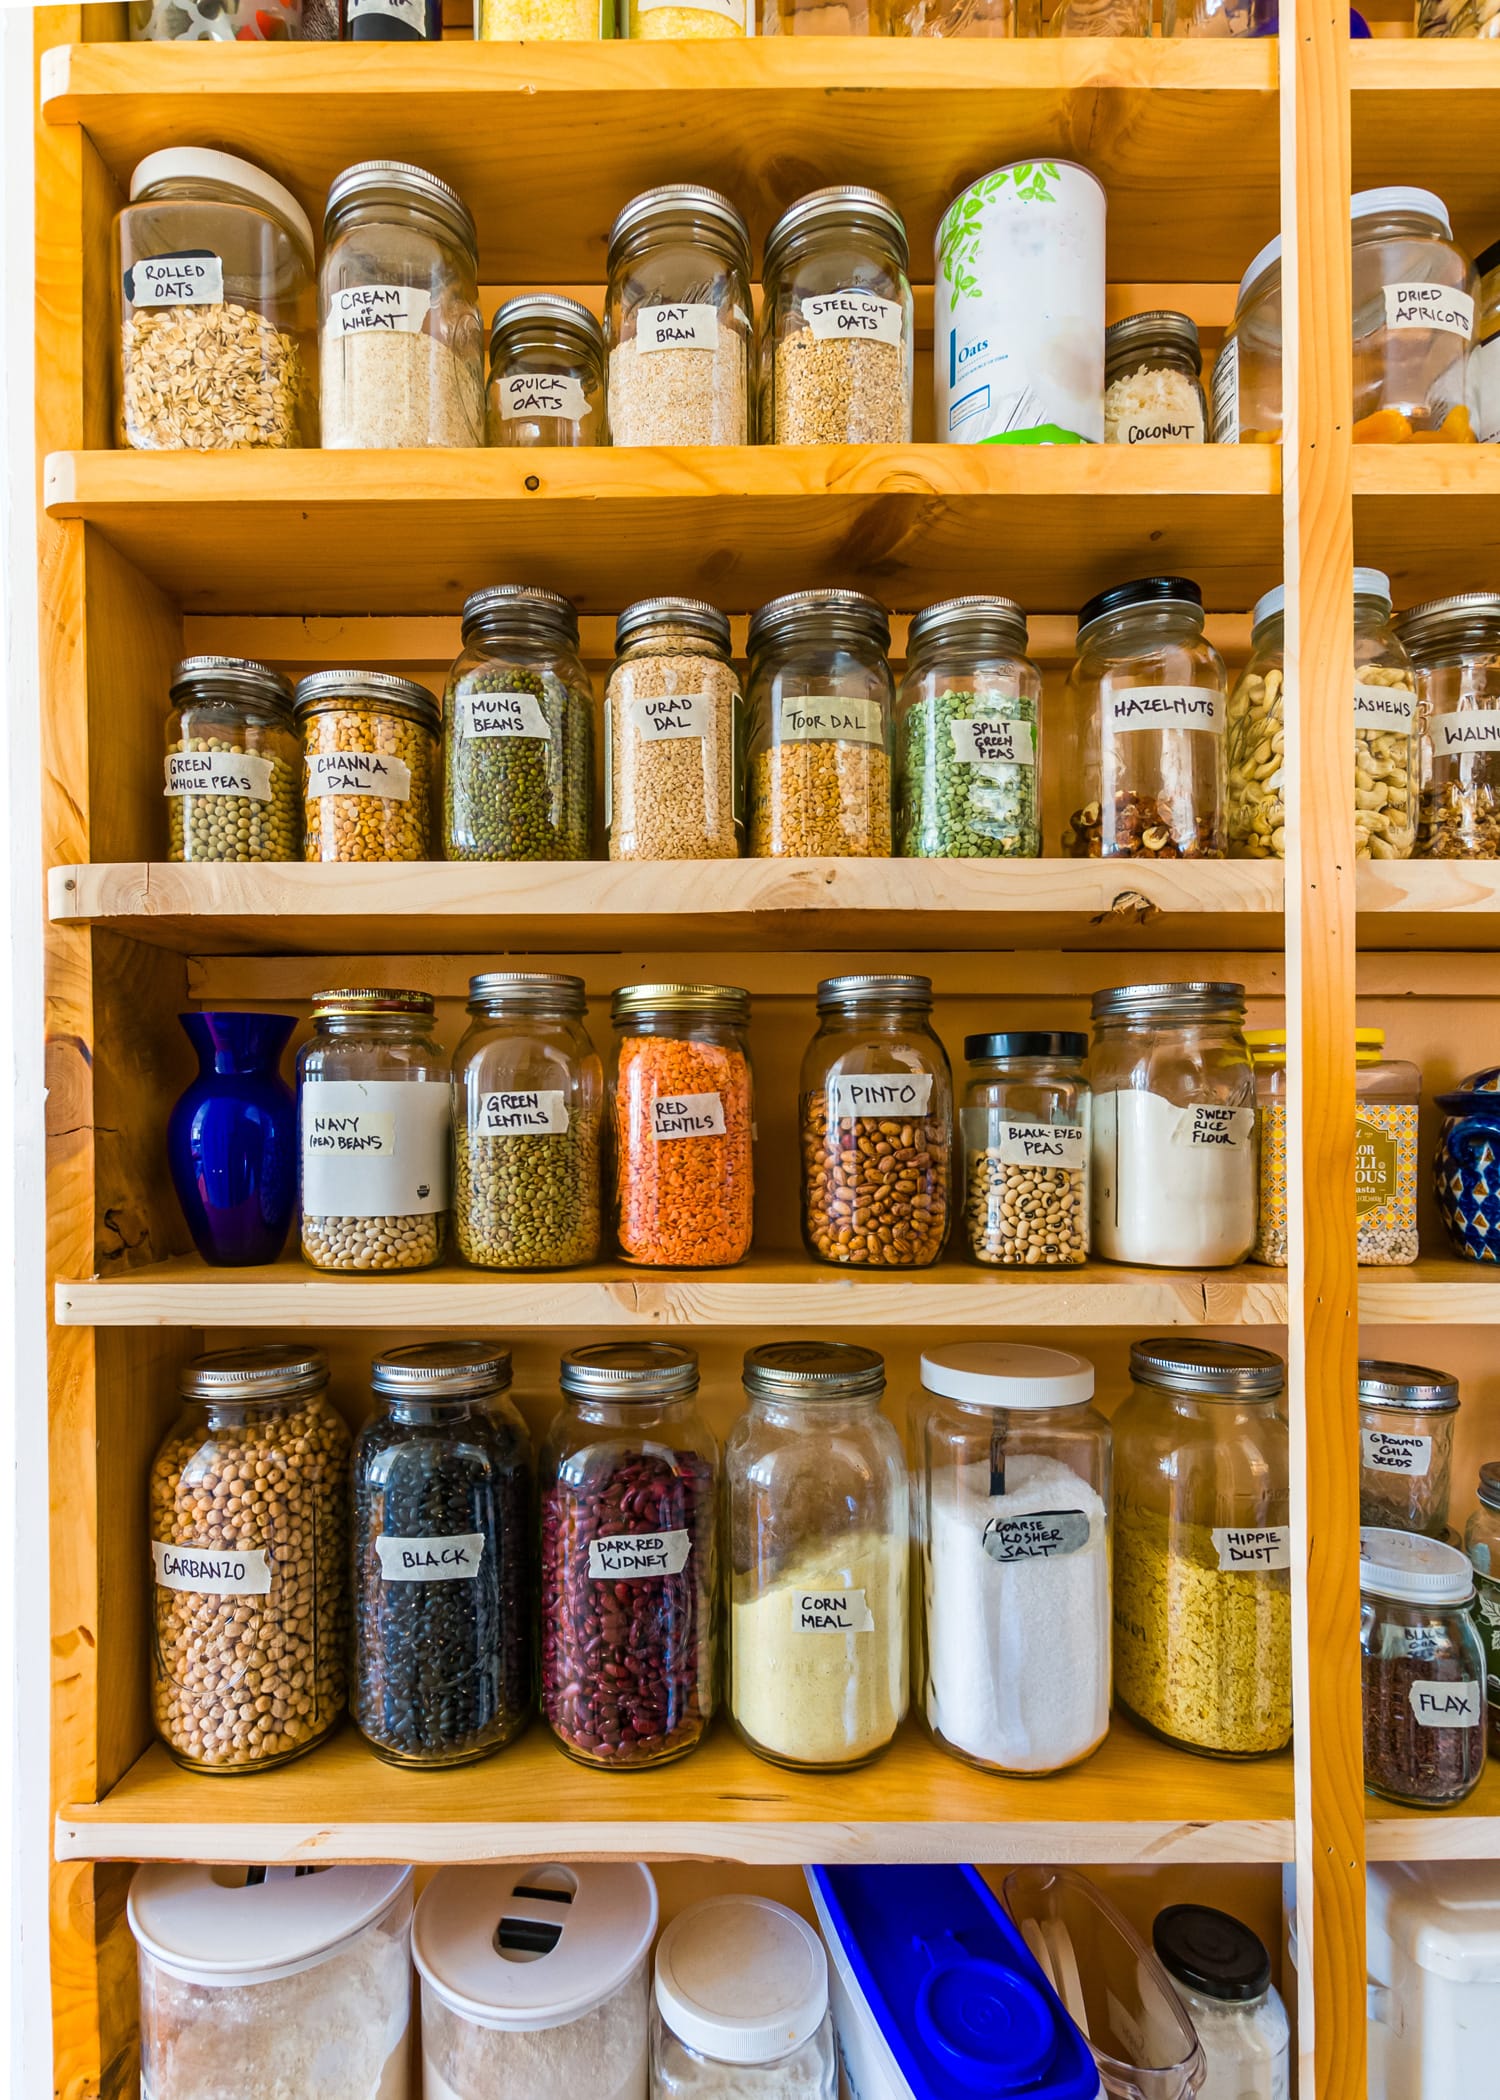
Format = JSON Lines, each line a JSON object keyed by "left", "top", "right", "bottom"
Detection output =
{"left": 294, "top": 670, "right": 439, "bottom": 864}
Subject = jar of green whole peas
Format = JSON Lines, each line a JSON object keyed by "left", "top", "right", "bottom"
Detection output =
{"left": 894, "top": 597, "right": 1042, "bottom": 860}
{"left": 164, "top": 654, "right": 302, "bottom": 863}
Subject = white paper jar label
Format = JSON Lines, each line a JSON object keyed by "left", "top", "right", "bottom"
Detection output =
{"left": 152, "top": 1541, "right": 271, "bottom": 1594}
{"left": 1430, "top": 710, "right": 1500, "bottom": 755}
{"left": 1211, "top": 336, "right": 1240, "bottom": 442}
{"left": 776, "top": 693, "right": 884, "bottom": 746}
{"left": 1409, "top": 1679, "right": 1482, "bottom": 1727}
{"left": 1166, "top": 1102, "right": 1256, "bottom": 1152}
{"left": 1383, "top": 282, "right": 1475, "bottom": 338}
{"left": 804, "top": 291, "right": 905, "bottom": 346}
{"left": 1213, "top": 1526, "right": 1292, "bottom": 1572}
{"left": 635, "top": 304, "right": 720, "bottom": 353}
{"left": 165, "top": 752, "right": 273, "bottom": 802}
{"left": 983, "top": 1511, "right": 1092, "bottom": 1563}
{"left": 794, "top": 1589, "right": 875, "bottom": 1633}
{"left": 1475, "top": 335, "right": 1500, "bottom": 442}
{"left": 828, "top": 1073, "right": 934, "bottom": 1121}
{"left": 651, "top": 1092, "right": 726, "bottom": 1140}
{"left": 1361, "top": 1428, "right": 1433, "bottom": 1476}
{"left": 1354, "top": 683, "right": 1416, "bottom": 733}
{"left": 499, "top": 372, "right": 591, "bottom": 421}
{"left": 301, "top": 1079, "right": 450, "bottom": 1216}
{"left": 125, "top": 252, "right": 224, "bottom": 308}
{"left": 376, "top": 1533, "right": 486, "bottom": 1582}
{"left": 997, "top": 1120, "right": 1087, "bottom": 1170}
{"left": 306, "top": 750, "right": 413, "bottom": 801}
{"left": 476, "top": 1090, "right": 570, "bottom": 1136}
{"left": 460, "top": 691, "right": 552, "bottom": 740}
{"left": 588, "top": 1531, "right": 692, "bottom": 1579}
{"left": 326, "top": 284, "right": 433, "bottom": 338}
{"left": 1104, "top": 686, "right": 1225, "bottom": 735}
{"left": 625, "top": 691, "right": 712, "bottom": 742}
{"left": 949, "top": 718, "right": 1035, "bottom": 766}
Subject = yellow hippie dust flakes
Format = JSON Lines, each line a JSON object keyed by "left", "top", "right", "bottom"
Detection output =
{"left": 749, "top": 740, "right": 892, "bottom": 857}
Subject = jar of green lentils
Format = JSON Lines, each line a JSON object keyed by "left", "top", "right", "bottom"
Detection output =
{"left": 165, "top": 654, "right": 301, "bottom": 863}
{"left": 444, "top": 585, "right": 595, "bottom": 862}
{"left": 452, "top": 971, "right": 603, "bottom": 1270}
{"left": 895, "top": 597, "right": 1042, "bottom": 859}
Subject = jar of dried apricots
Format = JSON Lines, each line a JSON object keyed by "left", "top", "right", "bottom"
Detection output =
{"left": 609, "top": 982, "right": 754, "bottom": 1268}
{"left": 1352, "top": 187, "right": 1476, "bottom": 444}
{"left": 294, "top": 669, "right": 439, "bottom": 862}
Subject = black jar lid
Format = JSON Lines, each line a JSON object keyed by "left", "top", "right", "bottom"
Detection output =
{"left": 372, "top": 1341, "right": 513, "bottom": 1398}
{"left": 1130, "top": 1337, "right": 1284, "bottom": 1399}
{"left": 1152, "top": 1906, "right": 1271, "bottom": 2004}
{"left": 743, "top": 1341, "right": 885, "bottom": 1401}
{"left": 1076, "top": 576, "right": 1203, "bottom": 634}
{"left": 170, "top": 655, "right": 295, "bottom": 720}
{"left": 180, "top": 1345, "right": 329, "bottom": 1402}
{"left": 459, "top": 585, "right": 579, "bottom": 651}
{"left": 965, "top": 1031, "right": 1087, "bottom": 1063}
{"left": 1358, "top": 1359, "right": 1460, "bottom": 1413}
{"left": 560, "top": 1341, "right": 699, "bottom": 1399}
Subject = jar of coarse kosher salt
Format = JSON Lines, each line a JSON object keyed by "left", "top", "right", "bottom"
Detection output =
{"left": 652, "top": 1897, "right": 836, "bottom": 2098}
{"left": 914, "top": 1343, "right": 1111, "bottom": 1777}
{"left": 414, "top": 1863, "right": 657, "bottom": 2100}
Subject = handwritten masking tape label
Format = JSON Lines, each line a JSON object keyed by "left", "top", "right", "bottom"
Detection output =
{"left": 376, "top": 1533, "right": 486, "bottom": 1582}
{"left": 775, "top": 694, "right": 885, "bottom": 746}
{"left": 125, "top": 251, "right": 224, "bottom": 308}
{"left": 301, "top": 1078, "right": 450, "bottom": 1216}
{"left": 1409, "top": 1679, "right": 1482, "bottom": 1727}
{"left": 983, "top": 1511, "right": 1092, "bottom": 1564}
{"left": 625, "top": 691, "right": 712, "bottom": 742}
{"left": 651, "top": 1092, "right": 726, "bottom": 1140}
{"left": 326, "top": 284, "right": 432, "bottom": 338}
{"left": 476, "top": 1090, "right": 570, "bottom": 1136}
{"left": 1213, "top": 1526, "right": 1292, "bottom": 1572}
{"left": 1168, "top": 1103, "right": 1256, "bottom": 1151}
{"left": 997, "top": 1120, "right": 1088, "bottom": 1171}
{"left": 1354, "top": 683, "right": 1416, "bottom": 733}
{"left": 828, "top": 1073, "right": 934, "bottom": 1121}
{"left": 499, "top": 371, "right": 591, "bottom": 421}
{"left": 805, "top": 290, "right": 904, "bottom": 346}
{"left": 794, "top": 1589, "right": 875, "bottom": 1633}
{"left": 1383, "top": 281, "right": 1475, "bottom": 338}
{"left": 153, "top": 1541, "right": 271, "bottom": 1595}
{"left": 949, "top": 717, "right": 1036, "bottom": 766}
{"left": 306, "top": 749, "right": 413, "bottom": 801}
{"left": 1361, "top": 1428, "right": 1433, "bottom": 1477}
{"left": 1430, "top": 710, "right": 1500, "bottom": 755}
{"left": 589, "top": 1530, "right": 692, "bottom": 1579}
{"left": 165, "top": 751, "right": 273, "bottom": 802}
{"left": 1104, "top": 686, "right": 1225, "bottom": 735}
{"left": 460, "top": 690, "right": 552, "bottom": 740}
{"left": 635, "top": 303, "right": 720, "bottom": 353}
{"left": 1120, "top": 406, "right": 1206, "bottom": 445}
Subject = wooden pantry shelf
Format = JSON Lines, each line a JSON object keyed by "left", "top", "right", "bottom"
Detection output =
{"left": 1366, "top": 1764, "right": 1500, "bottom": 1860}
{"left": 47, "top": 859, "right": 1287, "bottom": 959}
{"left": 56, "top": 1718, "right": 1295, "bottom": 1868}
{"left": 1352, "top": 43, "right": 1500, "bottom": 257}
{"left": 44, "top": 446, "right": 1282, "bottom": 617}
{"left": 40, "top": 39, "right": 1278, "bottom": 286}
{"left": 1354, "top": 450, "right": 1500, "bottom": 607}
{"left": 1356, "top": 859, "right": 1500, "bottom": 950}
{"left": 1358, "top": 1257, "right": 1500, "bottom": 1322}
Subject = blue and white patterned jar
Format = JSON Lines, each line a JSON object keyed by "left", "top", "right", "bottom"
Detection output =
{"left": 1435, "top": 1066, "right": 1500, "bottom": 1262}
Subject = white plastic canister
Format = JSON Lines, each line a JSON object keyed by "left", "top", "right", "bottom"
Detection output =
{"left": 1367, "top": 1861, "right": 1500, "bottom": 2096}
{"left": 934, "top": 161, "right": 1105, "bottom": 447}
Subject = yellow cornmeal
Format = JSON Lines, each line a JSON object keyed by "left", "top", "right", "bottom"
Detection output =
{"left": 730, "top": 1532, "right": 906, "bottom": 1767}
{"left": 1113, "top": 1507, "right": 1292, "bottom": 1755}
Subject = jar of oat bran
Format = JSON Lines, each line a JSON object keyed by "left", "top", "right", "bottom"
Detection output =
{"left": 294, "top": 669, "right": 439, "bottom": 863}
{"left": 605, "top": 186, "right": 752, "bottom": 447}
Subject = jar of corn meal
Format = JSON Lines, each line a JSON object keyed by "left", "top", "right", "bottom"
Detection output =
{"left": 746, "top": 590, "right": 895, "bottom": 857}
{"left": 605, "top": 186, "right": 753, "bottom": 447}
{"left": 895, "top": 595, "right": 1042, "bottom": 859}
{"left": 606, "top": 597, "right": 742, "bottom": 861}
{"left": 1103, "top": 311, "right": 1206, "bottom": 446}
{"left": 164, "top": 654, "right": 301, "bottom": 863}
{"left": 297, "top": 987, "right": 451, "bottom": 1273}
{"left": 760, "top": 187, "right": 914, "bottom": 446}
{"left": 294, "top": 669, "right": 439, "bottom": 863}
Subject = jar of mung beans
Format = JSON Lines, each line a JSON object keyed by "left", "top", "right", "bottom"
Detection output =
{"left": 745, "top": 590, "right": 895, "bottom": 857}
{"left": 165, "top": 653, "right": 301, "bottom": 863}
{"left": 294, "top": 668, "right": 439, "bottom": 862}
{"left": 297, "top": 987, "right": 451, "bottom": 1272}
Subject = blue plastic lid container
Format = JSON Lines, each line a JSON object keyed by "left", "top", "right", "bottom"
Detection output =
{"left": 806, "top": 1865, "right": 1101, "bottom": 2100}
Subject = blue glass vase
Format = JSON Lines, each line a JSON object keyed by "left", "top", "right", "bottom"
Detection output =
{"left": 168, "top": 1012, "right": 298, "bottom": 1266}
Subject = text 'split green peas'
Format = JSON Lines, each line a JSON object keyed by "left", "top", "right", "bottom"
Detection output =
{"left": 897, "top": 687, "right": 1040, "bottom": 859}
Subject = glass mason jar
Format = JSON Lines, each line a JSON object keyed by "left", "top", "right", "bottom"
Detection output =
{"left": 320, "top": 160, "right": 484, "bottom": 449}
{"left": 895, "top": 596, "right": 1042, "bottom": 860}
{"left": 726, "top": 1343, "right": 908, "bottom": 1771}
{"left": 297, "top": 986, "right": 451, "bottom": 1272}
{"left": 444, "top": 585, "right": 595, "bottom": 862}
{"left": 341, "top": 0, "right": 443, "bottom": 35}
{"left": 799, "top": 972, "right": 952, "bottom": 1270}
{"left": 130, "top": 0, "right": 305, "bottom": 37}
{"left": 759, "top": 0, "right": 869, "bottom": 33}
{"left": 478, "top": 0, "right": 606, "bottom": 34}
{"left": 1475, "top": 238, "right": 1500, "bottom": 437}
{"left": 164, "top": 654, "right": 301, "bottom": 864}
{"left": 1212, "top": 233, "right": 1282, "bottom": 444}
{"left": 452, "top": 970, "right": 603, "bottom": 1270}
{"left": 626, "top": 0, "right": 750, "bottom": 34}
{"left": 1420, "top": 0, "right": 1500, "bottom": 29}
{"left": 1356, "top": 1029, "right": 1421, "bottom": 1265}
{"left": 1353, "top": 186, "right": 1476, "bottom": 443}
{"left": 915, "top": 1343, "right": 1112, "bottom": 1777}
{"left": 760, "top": 187, "right": 914, "bottom": 445}
{"left": 1112, "top": 1339, "right": 1293, "bottom": 1759}
{"left": 294, "top": 669, "right": 439, "bottom": 863}
{"left": 1465, "top": 1462, "right": 1500, "bottom": 1754}
{"left": 1062, "top": 577, "right": 1228, "bottom": 860}
{"left": 605, "top": 186, "right": 753, "bottom": 447}
{"left": 1395, "top": 592, "right": 1500, "bottom": 858}
{"left": 486, "top": 293, "right": 606, "bottom": 448}
{"left": 606, "top": 597, "right": 743, "bottom": 862}
{"left": 609, "top": 982, "right": 754, "bottom": 1268}
{"left": 1103, "top": 310, "right": 1207, "bottom": 446}
{"left": 1226, "top": 586, "right": 1286, "bottom": 860}
{"left": 1248, "top": 1028, "right": 1288, "bottom": 1266}
{"left": 960, "top": 1031, "right": 1090, "bottom": 1268}
{"left": 1151, "top": 1908, "right": 1290, "bottom": 2100}
{"left": 1358, "top": 1359, "right": 1459, "bottom": 1538}
{"left": 1353, "top": 568, "right": 1419, "bottom": 859}
{"left": 746, "top": 590, "right": 895, "bottom": 857}
{"left": 1361, "top": 1527, "right": 1487, "bottom": 1807}
{"left": 652, "top": 1898, "right": 837, "bottom": 2100}
{"left": 875, "top": 0, "right": 1032, "bottom": 32}
{"left": 115, "top": 147, "right": 316, "bottom": 451}
{"left": 352, "top": 1342, "right": 533, "bottom": 1768}
{"left": 148, "top": 1345, "right": 350, "bottom": 1772}
{"left": 539, "top": 1343, "right": 718, "bottom": 1768}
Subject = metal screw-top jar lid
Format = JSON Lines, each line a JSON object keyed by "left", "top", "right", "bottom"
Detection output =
{"left": 293, "top": 669, "right": 441, "bottom": 737}
{"left": 1357, "top": 1359, "right": 1460, "bottom": 1413}
{"left": 459, "top": 585, "right": 580, "bottom": 650}
{"left": 1104, "top": 310, "right": 1202, "bottom": 376}
{"left": 372, "top": 1341, "right": 513, "bottom": 1398}
{"left": 1130, "top": 1338, "right": 1285, "bottom": 1398}
{"left": 312, "top": 986, "right": 435, "bottom": 1019}
{"left": 170, "top": 655, "right": 295, "bottom": 718}
{"left": 1076, "top": 576, "right": 1203, "bottom": 635}
{"left": 488, "top": 292, "right": 603, "bottom": 359}
{"left": 965, "top": 1031, "right": 1089, "bottom": 1062}
{"left": 762, "top": 185, "right": 909, "bottom": 275}
{"left": 607, "top": 184, "right": 751, "bottom": 271}
{"left": 1478, "top": 1461, "right": 1500, "bottom": 1513}
{"left": 324, "top": 159, "right": 478, "bottom": 258}
{"left": 615, "top": 596, "right": 732, "bottom": 658}
{"left": 611, "top": 981, "right": 750, "bottom": 1024}
{"left": 180, "top": 1344, "right": 329, "bottom": 1402}
{"left": 816, "top": 972, "right": 932, "bottom": 1012}
{"left": 1091, "top": 980, "right": 1246, "bottom": 1022}
{"left": 907, "top": 595, "right": 1029, "bottom": 660}
{"left": 560, "top": 1341, "right": 699, "bottom": 1399}
{"left": 742, "top": 1341, "right": 886, "bottom": 1401}
{"left": 467, "top": 971, "right": 587, "bottom": 1015}
{"left": 1393, "top": 592, "right": 1500, "bottom": 660}
{"left": 747, "top": 589, "right": 890, "bottom": 656}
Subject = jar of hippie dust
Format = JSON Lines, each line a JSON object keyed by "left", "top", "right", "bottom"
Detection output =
{"left": 745, "top": 590, "right": 894, "bottom": 856}
{"left": 297, "top": 987, "right": 451, "bottom": 1273}
{"left": 352, "top": 1343, "right": 533, "bottom": 1769}
{"left": 895, "top": 595, "right": 1042, "bottom": 860}
{"left": 1151, "top": 1907, "right": 1290, "bottom": 2100}
{"left": 414, "top": 1863, "right": 657, "bottom": 2100}
{"left": 1091, "top": 980, "right": 1258, "bottom": 1269}
{"left": 609, "top": 983, "right": 754, "bottom": 1267}
{"left": 759, "top": 187, "right": 914, "bottom": 445}
{"left": 164, "top": 654, "right": 301, "bottom": 864}
{"left": 1063, "top": 577, "right": 1228, "bottom": 860}
{"left": 651, "top": 1898, "right": 837, "bottom": 2100}
{"left": 148, "top": 1345, "right": 350, "bottom": 1773}
{"left": 915, "top": 1344, "right": 1112, "bottom": 1777}
{"left": 1352, "top": 187, "right": 1476, "bottom": 443}
{"left": 961, "top": 1031, "right": 1090, "bottom": 1268}
{"left": 1361, "top": 1527, "right": 1487, "bottom": 1808}
{"left": 319, "top": 160, "right": 485, "bottom": 449}
{"left": 605, "top": 186, "right": 752, "bottom": 447}
{"left": 1112, "top": 1339, "right": 1292, "bottom": 1759}
{"left": 452, "top": 971, "right": 603, "bottom": 1270}
{"left": 115, "top": 148, "right": 316, "bottom": 451}
{"left": 1395, "top": 592, "right": 1500, "bottom": 857}
{"left": 486, "top": 294, "right": 606, "bottom": 448}
{"left": 606, "top": 597, "right": 742, "bottom": 862}
{"left": 1103, "top": 311, "right": 1207, "bottom": 446}
{"left": 444, "top": 586, "right": 594, "bottom": 863}
{"left": 1358, "top": 1359, "right": 1459, "bottom": 1539}
{"left": 294, "top": 670, "right": 439, "bottom": 863}
{"left": 1211, "top": 232, "right": 1283, "bottom": 444}
{"left": 1465, "top": 1462, "right": 1500, "bottom": 1752}
{"left": 726, "top": 1343, "right": 908, "bottom": 1772}
{"left": 539, "top": 1343, "right": 718, "bottom": 1769}
{"left": 799, "top": 973, "right": 952, "bottom": 1270}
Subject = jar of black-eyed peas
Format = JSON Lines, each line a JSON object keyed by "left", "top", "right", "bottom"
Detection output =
{"left": 165, "top": 654, "right": 302, "bottom": 863}
{"left": 294, "top": 669, "right": 439, "bottom": 862}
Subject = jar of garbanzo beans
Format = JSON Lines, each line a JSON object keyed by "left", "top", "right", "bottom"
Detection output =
{"left": 294, "top": 669, "right": 439, "bottom": 862}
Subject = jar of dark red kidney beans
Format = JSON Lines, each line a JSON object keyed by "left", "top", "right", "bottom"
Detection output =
{"left": 539, "top": 1342, "right": 718, "bottom": 1770}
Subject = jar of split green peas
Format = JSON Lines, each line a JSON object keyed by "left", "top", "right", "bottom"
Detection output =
{"left": 895, "top": 596, "right": 1042, "bottom": 859}
{"left": 165, "top": 654, "right": 302, "bottom": 863}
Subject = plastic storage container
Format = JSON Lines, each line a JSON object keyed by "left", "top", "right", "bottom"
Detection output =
{"left": 746, "top": 589, "right": 895, "bottom": 857}
{"left": 486, "top": 293, "right": 606, "bottom": 447}
{"left": 960, "top": 1031, "right": 1089, "bottom": 1268}
{"left": 1475, "top": 239, "right": 1500, "bottom": 437}
{"left": 1153, "top": 1906, "right": 1289, "bottom": 2100}
{"left": 165, "top": 654, "right": 301, "bottom": 864}
{"left": 130, "top": 1863, "right": 414, "bottom": 2100}
{"left": 760, "top": 187, "right": 914, "bottom": 445}
{"left": 1395, "top": 591, "right": 1500, "bottom": 858}
{"left": 295, "top": 669, "right": 439, "bottom": 863}
{"left": 1358, "top": 1359, "right": 1458, "bottom": 1538}
{"left": 651, "top": 1897, "right": 836, "bottom": 2097}
{"left": 605, "top": 597, "right": 742, "bottom": 862}
{"left": 605, "top": 186, "right": 752, "bottom": 446}
{"left": 895, "top": 595, "right": 1042, "bottom": 860}
{"left": 1213, "top": 232, "right": 1281, "bottom": 444}
{"left": 1103, "top": 311, "right": 1206, "bottom": 445}
{"left": 1361, "top": 1527, "right": 1487, "bottom": 1808}
{"left": 1465, "top": 1461, "right": 1500, "bottom": 1750}
{"left": 1367, "top": 1863, "right": 1500, "bottom": 2099}
{"left": 414, "top": 1863, "right": 657, "bottom": 2100}
{"left": 726, "top": 1342, "right": 908, "bottom": 1770}
{"left": 1352, "top": 187, "right": 1476, "bottom": 443}
{"left": 1354, "top": 1028, "right": 1422, "bottom": 1262}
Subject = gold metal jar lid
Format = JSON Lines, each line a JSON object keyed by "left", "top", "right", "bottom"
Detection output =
{"left": 611, "top": 982, "right": 750, "bottom": 1024}
{"left": 467, "top": 971, "right": 587, "bottom": 1015}
{"left": 312, "top": 986, "right": 435, "bottom": 1019}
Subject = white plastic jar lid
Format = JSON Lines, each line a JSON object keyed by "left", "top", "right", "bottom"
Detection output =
{"left": 1359, "top": 1525, "right": 1474, "bottom": 1606}
{"left": 128, "top": 146, "right": 315, "bottom": 260}
{"left": 654, "top": 1896, "right": 828, "bottom": 2067}
{"left": 920, "top": 1341, "right": 1095, "bottom": 1411}
{"left": 127, "top": 1864, "right": 412, "bottom": 1988}
{"left": 1352, "top": 185, "right": 1453, "bottom": 239}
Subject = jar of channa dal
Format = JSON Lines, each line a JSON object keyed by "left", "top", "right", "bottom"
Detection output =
{"left": 759, "top": 187, "right": 914, "bottom": 446}
{"left": 294, "top": 669, "right": 439, "bottom": 863}
{"left": 486, "top": 294, "right": 606, "bottom": 448}
{"left": 1394, "top": 592, "right": 1500, "bottom": 858}
{"left": 895, "top": 595, "right": 1042, "bottom": 859}
{"left": 164, "top": 654, "right": 301, "bottom": 863}
{"left": 746, "top": 590, "right": 895, "bottom": 857}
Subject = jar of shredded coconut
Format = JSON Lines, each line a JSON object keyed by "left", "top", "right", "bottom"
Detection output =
{"left": 1104, "top": 310, "right": 1207, "bottom": 445}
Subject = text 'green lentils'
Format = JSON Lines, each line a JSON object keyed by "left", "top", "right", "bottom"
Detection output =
{"left": 167, "top": 735, "right": 301, "bottom": 863}
{"left": 897, "top": 687, "right": 1039, "bottom": 858}
{"left": 444, "top": 666, "right": 594, "bottom": 861}
{"left": 455, "top": 1120, "right": 601, "bottom": 1269}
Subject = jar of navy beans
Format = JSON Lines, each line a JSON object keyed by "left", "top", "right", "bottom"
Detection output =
{"left": 1435, "top": 1067, "right": 1500, "bottom": 1262}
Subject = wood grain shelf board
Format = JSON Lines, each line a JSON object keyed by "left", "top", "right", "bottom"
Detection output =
{"left": 55, "top": 1251, "right": 1287, "bottom": 1329}
{"left": 42, "top": 447, "right": 1284, "bottom": 617}
{"left": 56, "top": 1720, "right": 1296, "bottom": 1867}
{"left": 1359, "top": 1257, "right": 1500, "bottom": 1322}
{"left": 40, "top": 40, "right": 1279, "bottom": 286}
{"left": 1354, "top": 451, "right": 1500, "bottom": 608}
{"left": 1366, "top": 1764, "right": 1500, "bottom": 1859}
{"left": 1352, "top": 44, "right": 1500, "bottom": 256}
{"left": 1356, "top": 859, "right": 1500, "bottom": 950}
{"left": 48, "top": 859, "right": 1288, "bottom": 958}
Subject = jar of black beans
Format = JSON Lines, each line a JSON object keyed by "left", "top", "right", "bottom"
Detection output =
{"left": 352, "top": 1341, "right": 533, "bottom": 1768}
{"left": 1360, "top": 1525, "right": 1487, "bottom": 1809}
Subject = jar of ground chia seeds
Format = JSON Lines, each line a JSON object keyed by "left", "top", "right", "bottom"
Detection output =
{"left": 164, "top": 654, "right": 301, "bottom": 863}
{"left": 606, "top": 597, "right": 742, "bottom": 862}
{"left": 1358, "top": 1359, "right": 1459, "bottom": 1538}
{"left": 606, "top": 186, "right": 753, "bottom": 447}
{"left": 1361, "top": 1527, "right": 1486, "bottom": 1808}
{"left": 452, "top": 971, "right": 603, "bottom": 1270}
{"left": 295, "top": 668, "right": 440, "bottom": 863}
{"left": 895, "top": 596, "right": 1042, "bottom": 859}
{"left": 297, "top": 986, "right": 451, "bottom": 1272}
{"left": 745, "top": 590, "right": 895, "bottom": 857}
{"left": 760, "top": 187, "right": 913, "bottom": 445}
{"left": 352, "top": 1342, "right": 533, "bottom": 1768}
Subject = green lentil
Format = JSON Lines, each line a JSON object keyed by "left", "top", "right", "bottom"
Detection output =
{"left": 166, "top": 732, "right": 301, "bottom": 863}
{"left": 455, "top": 1118, "right": 601, "bottom": 1269}
{"left": 443, "top": 666, "right": 594, "bottom": 861}
{"left": 897, "top": 687, "right": 1039, "bottom": 858}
